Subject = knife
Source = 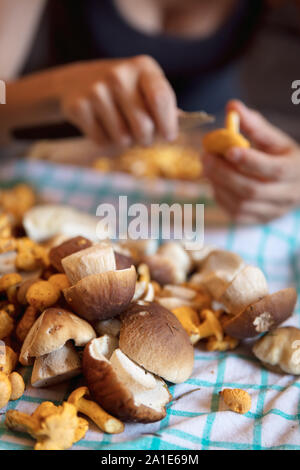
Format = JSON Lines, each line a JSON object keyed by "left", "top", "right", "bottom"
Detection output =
{"left": 178, "top": 110, "right": 215, "bottom": 131}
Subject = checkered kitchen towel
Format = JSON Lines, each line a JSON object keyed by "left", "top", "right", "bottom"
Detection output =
{"left": 0, "top": 159, "right": 300, "bottom": 450}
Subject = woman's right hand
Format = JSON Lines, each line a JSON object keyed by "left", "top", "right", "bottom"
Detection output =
{"left": 60, "top": 55, "right": 178, "bottom": 147}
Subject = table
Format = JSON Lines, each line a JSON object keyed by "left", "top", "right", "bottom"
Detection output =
{"left": 0, "top": 159, "right": 299, "bottom": 450}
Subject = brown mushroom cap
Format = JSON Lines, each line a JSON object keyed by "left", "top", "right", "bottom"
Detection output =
{"left": 83, "top": 336, "right": 171, "bottom": 423}
{"left": 119, "top": 302, "right": 194, "bottom": 383}
{"left": 223, "top": 288, "right": 297, "bottom": 339}
{"left": 63, "top": 266, "right": 137, "bottom": 322}
{"left": 19, "top": 307, "right": 96, "bottom": 365}
{"left": 49, "top": 236, "right": 92, "bottom": 273}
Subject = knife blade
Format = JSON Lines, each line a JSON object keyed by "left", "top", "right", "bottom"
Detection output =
{"left": 178, "top": 110, "right": 215, "bottom": 131}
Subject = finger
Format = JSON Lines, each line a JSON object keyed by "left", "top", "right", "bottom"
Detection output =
{"left": 226, "top": 100, "right": 294, "bottom": 154}
{"left": 91, "top": 82, "right": 132, "bottom": 147}
{"left": 139, "top": 67, "right": 178, "bottom": 141}
{"left": 224, "top": 146, "right": 291, "bottom": 181}
{"left": 203, "top": 152, "right": 294, "bottom": 203}
{"left": 110, "top": 65, "right": 155, "bottom": 146}
{"left": 62, "top": 97, "right": 108, "bottom": 144}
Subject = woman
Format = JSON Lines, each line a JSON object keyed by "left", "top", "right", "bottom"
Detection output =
{"left": 0, "top": 0, "right": 300, "bottom": 222}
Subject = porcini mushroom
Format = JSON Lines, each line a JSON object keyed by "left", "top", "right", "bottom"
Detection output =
{"left": 119, "top": 302, "right": 194, "bottom": 383}
{"left": 19, "top": 307, "right": 96, "bottom": 386}
{"left": 62, "top": 242, "right": 116, "bottom": 285}
{"left": 144, "top": 242, "right": 192, "bottom": 285}
{"left": 223, "top": 288, "right": 297, "bottom": 339}
{"left": 83, "top": 335, "right": 171, "bottom": 423}
{"left": 219, "top": 265, "right": 268, "bottom": 316}
{"left": 253, "top": 326, "right": 300, "bottom": 375}
{"left": 49, "top": 236, "right": 92, "bottom": 272}
{"left": 63, "top": 265, "right": 137, "bottom": 322}
{"left": 192, "top": 250, "right": 245, "bottom": 300}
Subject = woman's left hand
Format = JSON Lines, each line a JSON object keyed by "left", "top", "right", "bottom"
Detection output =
{"left": 202, "top": 100, "right": 300, "bottom": 223}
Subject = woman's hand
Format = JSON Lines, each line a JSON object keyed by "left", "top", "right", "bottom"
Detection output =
{"left": 203, "top": 100, "right": 300, "bottom": 223}
{"left": 60, "top": 55, "right": 178, "bottom": 147}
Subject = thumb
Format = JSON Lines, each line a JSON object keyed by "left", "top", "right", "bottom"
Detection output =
{"left": 226, "top": 100, "right": 294, "bottom": 154}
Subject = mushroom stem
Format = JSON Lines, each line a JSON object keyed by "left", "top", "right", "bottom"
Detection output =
{"left": 226, "top": 110, "right": 240, "bottom": 134}
{"left": 198, "top": 310, "right": 223, "bottom": 341}
{"left": 68, "top": 387, "right": 124, "bottom": 434}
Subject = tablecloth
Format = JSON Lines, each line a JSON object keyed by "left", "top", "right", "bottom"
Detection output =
{"left": 0, "top": 159, "right": 300, "bottom": 450}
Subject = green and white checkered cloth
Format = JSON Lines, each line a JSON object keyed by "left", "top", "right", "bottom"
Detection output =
{"left": 0, "top": 159, "right": 300, "bottom": 450}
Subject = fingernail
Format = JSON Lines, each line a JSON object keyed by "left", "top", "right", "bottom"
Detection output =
{"left": 226, "top": 147, "right": 242, "bottom": 162}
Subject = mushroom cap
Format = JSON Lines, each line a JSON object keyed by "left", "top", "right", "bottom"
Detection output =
{"left": 63, "top": 266, "right": 136, "bottom": 322}
{"left": 223, "top": 288, "right": 297, "bottom": 339}
{"left": 19, "top": 307, "right": 96, "bottom": 365}
{"left": 31, "top": 341, "right": 81, "bottom": 387}
{"left": 202, "top": 129, "right": 250, "bottom": 155}
{"left": 62, "top": 242, "right": 116, "bottom": 285}
{"left": 253, "top": 326, "right": 300, "bottom": 375}
{"left": 219, "top": 265, "right": 268, "bottom": 316}
{"left": 119, "top": 302, "right": 194, "bottom": 383}
{"left": 49, "top": 236, "right": 92, "bottom": 273}
{"left": 83, "top": 336, "right": 171, "bottom": 423}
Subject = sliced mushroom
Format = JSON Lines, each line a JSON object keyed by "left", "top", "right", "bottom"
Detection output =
{"left": 192, "top": 250, "right": 245, "bottom": 300}
{"left": 219, "top": 265, "right": 268, "bottom": 316}
{"left": 95, "top": 318, "right": 122, "bottom": 337}
{"left": 144, "top": 242, "right": 192, "bottom": 285}
{"left": 119, "top": 302, "right": 194, "bottom": 383}
{"left": 19, "top": 307, "right": 96, "bottom": 366}
{"left": 253, "top": 326, "right": 300, "bottom": 375}
{"left": 49, "top": 236, "right": 92, "bottom": 273}
{"left": 23, "top": 204, "right": 105, "bottom": 242}
{"left": 63, "top": 266, "right": 137, "bottom": 322}
{"left": 62, "top": 242, "right": 116, "bottom": 285}
{"left": 83, "top": 335, "right": 171, "bottom": 422}
{"left": 31, "top": 341, "right": 81, "bottom": 387}
{"left": 223, "top": 288, "right": 297, "bottom": 339}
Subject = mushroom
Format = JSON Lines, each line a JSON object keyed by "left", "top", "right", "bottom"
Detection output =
{"left": 115, "top": 239, "right": 158, "bottom": 265}
{"left": 192, "top": 250, "right": 245, "bottom": 300}
{"left": 19, "top": 307, "right": 96, "bottom": 386}
{"left": 31, "top": 341, "right": 82, "bottom": 388}
{"left": 171, "top": 306, "right": 201, "bottom": 345}
{"left": 156, "top": 284, "right": 211, "bottom": 311}
{"left": 95, "top": 317, "right": 122, "bottom": 338}
{"left": 83, "top": 335, "right": 172, "bottom": 423}
{"left": 198, "top": 309, "right": 223, "bottom": 341}
{"left": 0, "top": 251, "right": 17, "bottom": 275}
{"left": 119, "top": 302, "right": 194, "bottom": 383}
{"left": 49, "top": 236, "right": 92, "bottom": 273}
{"left": 253, "top": 326, "right": 300, "bottom": 375}
{"left": 223, "top": 288, "right": 297, "bottom": 339}
{"left": 202, "top": 110, "right": 250, "bottom": 156}
{"left": 144, "top": 242, "right": 192, "bottom": 285}
{"left": 62, "top": 242, "right": 116, "bottom": 285}
{"left": 63, "top": 266, "right": 136, "bottom": 322}
{"left": 219, "top": 265, "right": 268, "bottom": 316}
{"left": 23, "top": 204, "right": 106, "bottom": 242}
{"left": 60, "top": 242, "right": 137, "bottom": 322}
{"left": 68, "top": 386, "right": 124, "bottom": 434}
{"left": 223, "top": 287, "right": 297, "bottom": 339}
